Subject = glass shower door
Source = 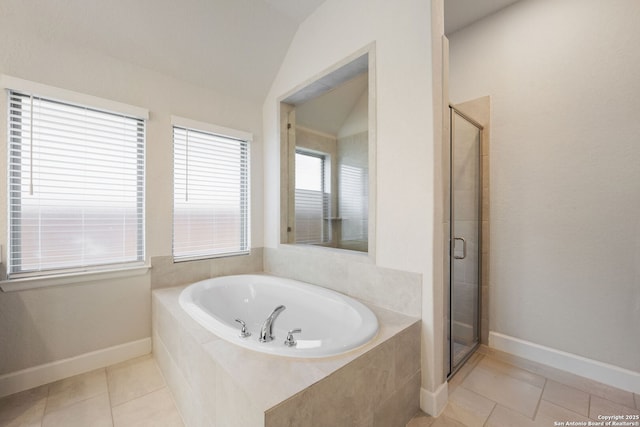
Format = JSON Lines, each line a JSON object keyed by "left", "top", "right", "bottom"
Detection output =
{"left": 448, "top": 108, "right": 482, "bottom": 375}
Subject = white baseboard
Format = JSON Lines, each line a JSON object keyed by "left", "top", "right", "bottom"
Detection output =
{"left": 420, "top": 382, "right": 448, "bottom": 417}
{"left": 489, "top": 332, "right": 640, "bottom": 394}
{"left": 0, "top": 337, "right": 151, "bottom": 398}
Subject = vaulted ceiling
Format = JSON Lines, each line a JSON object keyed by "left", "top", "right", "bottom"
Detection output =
{"left": 444, "top": 0, "right": 522, "bottom": 34}
{"left": 1, "top": 0, "right": 326, "bottom": 102}
{"left": 2, "top": 0, "right": 526, "bottom": 102}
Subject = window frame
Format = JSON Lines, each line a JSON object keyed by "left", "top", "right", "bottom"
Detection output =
{"left": 171, "top": 116, "right": 252, "bottom": 262}
{"left": 1, "top": 75, "right": 149, "bottom": 284}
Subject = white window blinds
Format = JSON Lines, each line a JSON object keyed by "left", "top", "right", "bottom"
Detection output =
{"left": 339, "top": 164, "right": 369, "bottom": 242}
{"left": 7, "top": 90, "right": 145, "bottom": 277}
{"left": 173, "top": 126, "right": 250, "bottom": 260}
{"left": 295, "top": 151, "right": 330, "bottom": 244}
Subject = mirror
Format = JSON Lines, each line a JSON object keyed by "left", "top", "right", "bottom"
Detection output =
{"left": 280, "top": 53, "right": 371, "bottom": 253}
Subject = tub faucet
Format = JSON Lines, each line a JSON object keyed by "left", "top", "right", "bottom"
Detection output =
{"left": 259, "top": 305, "right": 286, "bottom": 343}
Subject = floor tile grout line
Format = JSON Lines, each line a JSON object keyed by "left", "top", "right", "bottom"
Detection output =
{"left": 569, "top": 382, "right": 635, "bottom": 409}
{"left": 109, "top": 384, "right": 168, "bottom": 410}
{"left": 43, "top": 368, "right": 109, "bottom": 418}
{"left": 42, "top": 376, "right": 59, "bottom": 418}
{"left": 37, "top": 361, "right": 172, "bottom": 426}
{"left": 482, "top": 353, "right": 640, "bottom": 414}
{"left": 148, "top": 353, "right": 188, "bottom": 427}
{"left": 105, "top": 367, "right": 116, "bottom": 427}
{"left": 105, "top": 356, "right": 169, "bottom": 410}
{"left": 481, "top": 401, "right": 497, "bottom": 427}
{"left": 40, "top": 383, "right": 52, "bottom": 424}
{"left": 41, "top": 391, "right": 112, "bottom": 422}
{"left": 162, "top": 381, "right": 189, "bottom": 427}
{"left": 14, "top": 351, "right": 635, "bottom": 427}
{"left": 448, "top": 353, "right": 484, "bottom": 395}
{"left": 409, "top": 352, "right": 638, "bottom": 427}
{"left": 540, "top": 394, "right": 592, "bottom": 420}
{"left": 531, "top": 377, "right": 547, "bottom": 421}
{"left": 590, "top": 392, "right": 640, "bottom": 413}
{"left": 490, "top": 349, "right": 636, "bottom": 407}
{"left": 481, "top": 356, "right": 546, "bottom": 388}
{"left": 545, "top": 377, "right": 578, "bottom": 393}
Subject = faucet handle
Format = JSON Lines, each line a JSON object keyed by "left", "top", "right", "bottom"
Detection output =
{"left": 235, "top": 318, "right": 251, "bottom": 338}
{"left": 284, "top": 328, "right": 302, "bottom": 347}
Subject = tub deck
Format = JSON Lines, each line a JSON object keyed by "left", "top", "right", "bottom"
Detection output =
{"left": 153, "top": 285, "right": 421, "bottom": 427}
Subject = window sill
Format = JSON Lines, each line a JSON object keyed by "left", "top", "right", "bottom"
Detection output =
{"left": 0, "top": 264, "right": 151, "bottom": 292}
{"left": 173, "top": 250, "right": 251, "bottom": 263}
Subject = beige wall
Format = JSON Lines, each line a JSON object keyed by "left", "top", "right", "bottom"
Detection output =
{"left": 0, "top": 11, "right": 264, "bottom": 375}
{"left": 263, "top": 0, "right": 441, "bottom": 404}
{"left": 430, "top": 0, "right": 447, "bottom": 404}
{"left": 449, "top": 0, "right": 640, "bottom": 372}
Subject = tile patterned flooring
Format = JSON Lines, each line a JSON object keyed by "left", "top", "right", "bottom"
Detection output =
{"left": 0, "top": 355, "right": 183, "bottom": 427}
{"left": 407, "top": 352, "right": 640, "bottom": 427}
{"left": 1, "top": 351, "right": 639, "bottom": 426}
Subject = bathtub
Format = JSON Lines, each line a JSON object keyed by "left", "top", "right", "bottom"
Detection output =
{"left": 178, "top": 274, "right": 379, "bottom": 357}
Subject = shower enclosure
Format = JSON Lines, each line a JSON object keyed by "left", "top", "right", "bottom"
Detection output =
{"left": 446, "top": 107, "right": 482, "bottom": 377}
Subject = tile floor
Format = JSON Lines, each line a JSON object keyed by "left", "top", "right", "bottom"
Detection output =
{"left": 2, "top": 351, "right": 639, "bottom": 427}
{"left": 0, "top": 355, "right": 183, "bottom": 427}
{"left": 406, "top": 351, "right": 640, "bottom": 427}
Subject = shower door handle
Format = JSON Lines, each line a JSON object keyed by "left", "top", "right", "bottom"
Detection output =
{"left": 453, "top": 237, "right": 466, "bottom": 259}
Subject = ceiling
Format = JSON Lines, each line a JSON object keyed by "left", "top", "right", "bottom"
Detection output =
{"left": 264, "top": 0, "right": 327, "bottom": 24}
{"left": 1, "top": 0, "right": 327, "bottom": 102}
{"left": 295, "top": 72, "right": 368, "bottom": 136}
{"left": 3, "top": 0, "right": 525, "bottom": 102}
{"left": 444, "top": 0, "right": 522, "bottom": 34}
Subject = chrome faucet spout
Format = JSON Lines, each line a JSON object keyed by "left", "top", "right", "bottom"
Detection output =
{"left": 259, "top": 305, "right": 286, "bottom": 343}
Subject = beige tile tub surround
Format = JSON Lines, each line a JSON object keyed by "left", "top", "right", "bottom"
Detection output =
{"left": 150, "top": 248, "right": 263, "bottom": 290}
{"left": 153, "top": 285, "right": 421, "bottom": 427}
{"left": 263, "top": 245, "right": 422, "bottom": 317}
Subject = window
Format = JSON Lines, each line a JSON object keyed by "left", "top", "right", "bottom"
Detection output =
{"left": 295, "top": 150, "right": 331, "bottom": 244}
{"left": 173, "top": 123, "right": 250, "bottom": 260}
{"left": 339, "top": 164, "right": 368, "bottom": 243}
{"left": 7, "top": 90, "right": 145, "bottom": 277}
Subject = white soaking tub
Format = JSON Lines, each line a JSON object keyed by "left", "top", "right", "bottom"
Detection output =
{"left": 178, "top": 274, "right": 378, "bottom": 358}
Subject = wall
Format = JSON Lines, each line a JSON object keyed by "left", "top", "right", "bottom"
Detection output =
{"left": 262, "top": 0, "right": 441, "bottom": 410}
{"left": 449, "top": 0, "right": 640, "bottom": 373}
{"left": 430, "top": 0, "right": 448, "bottom": 413}
{"left": 0, "top": 9, "right": 264, "bottom": 386}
